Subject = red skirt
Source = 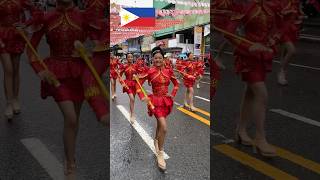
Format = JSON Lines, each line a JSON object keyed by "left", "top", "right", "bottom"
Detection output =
{"left": 198, "top": 69, "right": 204, "bottom": 76}
{"left": 110, "top": 70, "right": 117, "bottom": 79}
{"left": 148, "top": 94, "right": 173, "bottom": 118}
{"left": 183, "top": 78, "right": 196, "bottom": 88}
{"left": 92, "top": 51, "right": 108, "bottom": 75}
{"left": 41, "top": 57, "right": 86, "bottom": 102}
{"left": 235, "top": 53, "right": 272, "bottom": 84}
{"left": 280, "top": 24, "right": 299, "bottom": 43}
{"left": 123, "top": 80, "right": 136, "bottom": 95}
{"left": 0, "top": 27, "right": 25, "bottom": 54}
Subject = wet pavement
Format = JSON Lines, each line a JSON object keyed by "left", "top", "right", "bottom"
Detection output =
{"left": 110, "top": 73, "right": 210, "bottom": 180}
{"left": 212, "top": 37, "right": 320, "bottom": 179}
{"left": 0, "top": 38, "right": 108, "bottom": 179}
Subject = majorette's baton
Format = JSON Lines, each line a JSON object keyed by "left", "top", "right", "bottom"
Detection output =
{"left": 74, "top": 40, "right": 109, "bottom": 99}
{"left": 115, "top": 68, "right": 129, "bottom": 90}
{"left": 17, "top": 29, "right": 60, "bottom": 87}
{"left": 133, "top": 75, "right": 155, "bottom": 110}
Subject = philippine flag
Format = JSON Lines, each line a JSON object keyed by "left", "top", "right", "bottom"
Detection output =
{"left": 120, "top": 8, "right": 155, "bottom": 27}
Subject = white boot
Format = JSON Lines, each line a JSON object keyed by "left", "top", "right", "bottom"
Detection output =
{"left": 157, "top": 150, "right": 166, "bottom": 170}
{"left": 277, "top": 70, "right": 288, "bottom": 85}
{"left": 4, "top": 102, "right": 13, "bottom": 120}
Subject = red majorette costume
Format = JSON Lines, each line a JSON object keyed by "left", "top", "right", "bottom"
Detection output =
{"left": 182, "top": 60, "right": 198, "bottom": 88}
{"left": 175, "top": 58, "right": 184, "bottom": 72}
{"left": 83, "top": 0, "right": 108, "bottom": 40}
{"left": 196, "top": 59, "right": 205, "bottom": 76}
{"left": 279, "top": 0, "right": 303, "bottom": 43}
{"left": 119, "top": 62, "right": 139, "bottom": 95}
{"left": 225, "top": 0, "right": 284, "bottom": 83}
{"left": 136, "top": 66, "right": 179, "bottom": 118}
{"left": 164, "top": 58, "right": 173, "bottom": 69}
{"left": 212, "top": 0, "right": 246, "bottom": 34}
{"left": 110, "top": 57, "right": 121, "bottom": 80}
{"left": 83, "top": 0, "right": 109, "bottom": 76}
{"left": 0, "top": 0, "right": 39, "bottom": 54}
{"left": 28, "top": 5, "right": 107, "bottom": 119}
{"left": 136, "top": 57, "right": 149, "bottom": 75}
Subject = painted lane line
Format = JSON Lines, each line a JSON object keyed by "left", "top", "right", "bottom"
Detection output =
{"left": 215, "top": 49, "right": 320, "bottom": 71}
{"left": 213, "top": 129, "right": 320, "bottom": 175}
{"left": 275, "top": 147, "right": 320, "bottom": 175}
{"left": 183, "top": 104, "right": 210, "bottom": 117}
{"left": 177, "top": 107, "right": 210, "bottom": 126}
{"left": 116, "top": 105, "right": 170, "bottom": 160}
{"left": 273, "top": 61, "right": 320, "bottom": 71}
{"left": 200, "top": 81, "right": 210, "bottom": 85}
{"left": 299, "top": 34, "right": 320, "bottom": 41}
{"left": 21, "top": 138, "right": 84, "bottom": 180}
{"left": 270, "top": 109, "right": 320, "bottom": 128}
{"left": 214, "top": 144, "right": 298, "bottom": 180}
{"left": 195, "top": 96, "right": 210, "bottom": 102}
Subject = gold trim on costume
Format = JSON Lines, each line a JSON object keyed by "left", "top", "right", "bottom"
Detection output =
{"left": 85, "top": 86, "right": 101, "bottom": 98}
{"left": 48, "top": 13, "right": 82, "bottom": 32}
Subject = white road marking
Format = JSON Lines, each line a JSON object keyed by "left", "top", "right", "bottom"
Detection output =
{"left": 299, "top": 34, "right": 320, "bottom": 41}
{"left": 117, "top": 105, "right": 170, "bottom": 160}
{"left": 200, "top": 81, "right": 210, "bottom": 85}
{"left": 195, "top": 96, "right": 210, "bottom": 102}
{"left": 270, "top": 109, "right": 320, "bottom": 128}
{"left": 210, "top": 130, "right": 234, "bottom": 144}
{"left": 21, "top": 138, "right": 84, "bottom": 180}
{"left": 215, "top": 50, "right": 320, "bottom": 71}
{"left": 273, "top": 61, "right": 320, "bottom": 71}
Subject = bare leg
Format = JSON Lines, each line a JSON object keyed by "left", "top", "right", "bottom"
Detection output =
{"left": 249, "top": 82, "right": 275, "bottom": 155}
{"left": 114, "top": 78, "right": 117, "bottom": 94}
{"left": 196, "top": 75, "right": 202, "bottom": 88}
{"left": 156, "top": 116, "right": 167, "bottom": 169}
{"left": 189, "top": 87, "right": 195, "bottom": 110}
{"left": 11, "top": 54, "right": 21, "bottom": 98}
{"left": 128, "top": 93, "right": 135, "bottom": 123}
{"left": 154, "top": 119, "right": 160, "bottom": 153}
{"left": 74, "top": 102, "right": 82, "bottom": 135}
{"left": 249, "top": 82, "right": 268, "bottom": 141}
{"left": 156, "top": 117, "right": 167, "bottom": 151}
{"left": 278, "top": 42, "right": 295, "bottom": 85}
{"left": 58, "top": 101, "right": 81, "bottom": 172}
{"left": 111, "top": 78, "right": 116, "bottom": 98}
{"left": 215, "top": 41, "right": 227, "bottom": 69}
{"left": 11, "top": 54, "right": 21, "bottom": 113}
{"left": 237, "top": 85, "right": 254, "bottom": 144}
{"left": 281, "top": 42, "right": 295, "bottom": 72}
{"left": 184, "top": 88, "right": 189, "bottom": 106}
{"left": 0, "top": 53, "right": 14, "bottom": 118}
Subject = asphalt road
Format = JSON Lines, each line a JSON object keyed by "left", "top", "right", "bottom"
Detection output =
{"left": 110, "top": 73, "right": 211, "bottom": 180}
{"left": 211, "top": 33, "right": 320, "bottom": 179}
